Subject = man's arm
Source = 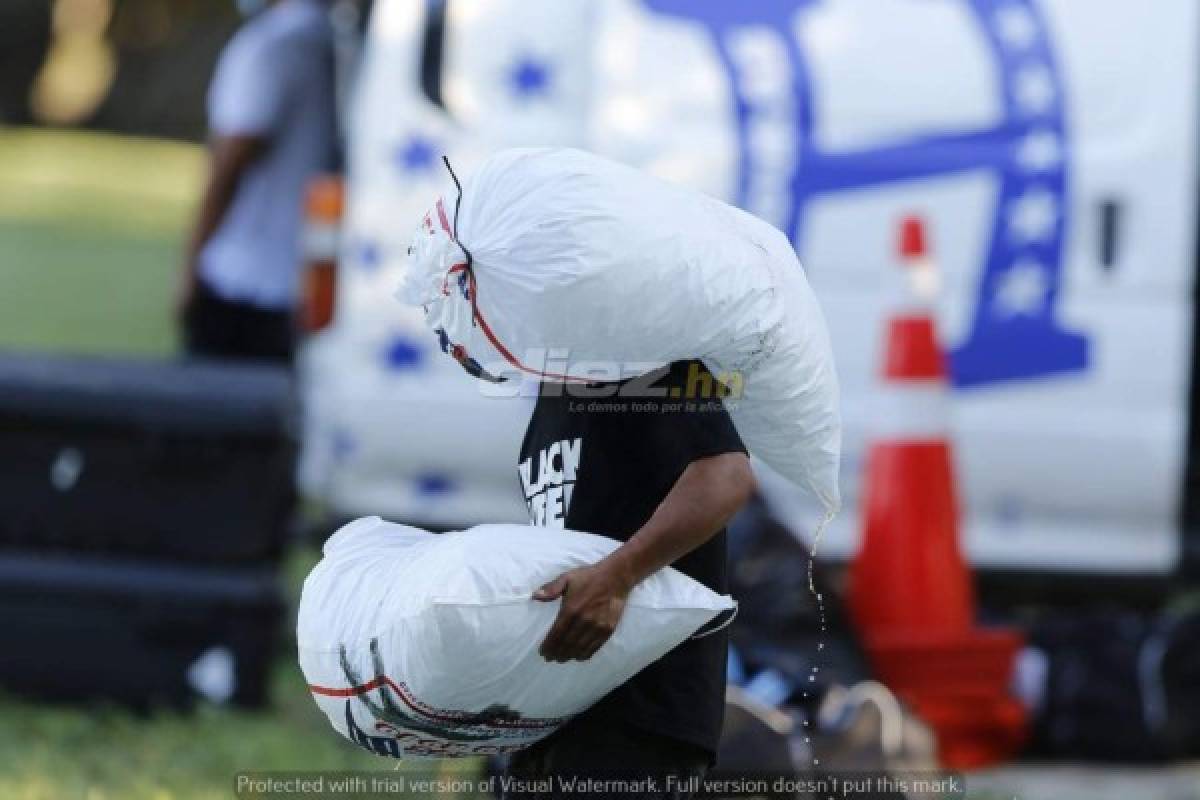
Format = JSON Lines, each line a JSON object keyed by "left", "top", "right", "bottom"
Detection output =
{"left": 536, "top": 451, "right": 755, "bottom": 663}
{"left": 176, "top": 134, "right": 269, "bottom": 316}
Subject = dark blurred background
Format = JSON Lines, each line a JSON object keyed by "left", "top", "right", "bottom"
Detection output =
{"left": 1, "top": 0, "right": 238, "bottom": 139}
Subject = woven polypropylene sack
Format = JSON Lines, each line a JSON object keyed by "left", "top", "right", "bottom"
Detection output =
{"left": 399, "top": 147, "right": 840, "bottom": 514}
{"left": 297, "top": 516, "right": 735, "bottom": 758}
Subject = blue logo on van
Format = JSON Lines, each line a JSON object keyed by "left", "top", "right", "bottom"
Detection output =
{"left": 641, "top": 0, "right": 1088, "bottom": 387}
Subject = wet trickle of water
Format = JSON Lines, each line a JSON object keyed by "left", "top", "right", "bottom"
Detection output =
{"left": 805, "top": 508, "right": 837, "bottom": 769}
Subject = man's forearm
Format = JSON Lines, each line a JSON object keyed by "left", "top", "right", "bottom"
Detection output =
{"left": 602, "top": 452, "right": 755, "bottom": 591}
{"left": 534, "top": 451, "right": 754, "bottom": 662}
{"left": 184, "top": 175, "right": 232, "bottom": 270}
{"left": 184, "top": 135, "right": 268, "bottom": 271}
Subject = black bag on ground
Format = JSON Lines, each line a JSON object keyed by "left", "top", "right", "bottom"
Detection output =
{"left": 727, "top": 495, "right": 871, "bottom": 697}
{"left": 0, "top": 552, "right": 283, "bottom": 708}
{"left": 1026, "top": 609, "right": 1200, "bottom": 761}
{"left": 0, "top": 353, "right": 295, "bottom": 564}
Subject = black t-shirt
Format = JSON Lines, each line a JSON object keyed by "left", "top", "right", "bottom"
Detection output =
{"left": 518, "top": 359, "right": 747, "bottom": 757}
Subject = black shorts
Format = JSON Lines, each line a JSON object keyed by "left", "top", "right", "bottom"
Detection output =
{"left": 183, "top": 280, "right": 294, "bottom": 363}
{"left": 504, "top": 715, "right": 710, "bottom": 800}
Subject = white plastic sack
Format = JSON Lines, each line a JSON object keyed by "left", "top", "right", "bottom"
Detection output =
{"left": 398, "top": 147, "right": 841, "bottom": 514}
{"left": 297, "top": 516, "right": 735, "bottom": 759}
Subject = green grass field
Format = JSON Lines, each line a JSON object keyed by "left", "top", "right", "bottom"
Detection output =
{"left": 0, "top": 128, "right": 481, "bottom": 800}
{"left": 0, "top": 128, "right": 199, "bottom": 356}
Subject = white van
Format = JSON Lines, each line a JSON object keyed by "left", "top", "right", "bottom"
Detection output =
{"left": 298, "top": 0, "right": 1198, "bottom": 583}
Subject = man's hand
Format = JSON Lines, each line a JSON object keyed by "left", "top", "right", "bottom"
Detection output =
{"left": 534, "top": 452, "right": 753, "bottom": 664}
{"left": 534, "top": 560, "right": 634, "bottom": 663}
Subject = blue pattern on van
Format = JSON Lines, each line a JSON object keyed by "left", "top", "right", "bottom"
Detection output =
{"left": 641, "top": 0, "right": 1089, "bottom": 387}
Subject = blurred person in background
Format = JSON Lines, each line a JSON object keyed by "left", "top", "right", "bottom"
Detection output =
{"left": 178, "top": 0, "right": 338, "bottom": 362}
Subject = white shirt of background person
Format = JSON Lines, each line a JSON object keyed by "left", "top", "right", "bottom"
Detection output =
{"left": 198, "top": 0, "right": 337, "bottom": 311}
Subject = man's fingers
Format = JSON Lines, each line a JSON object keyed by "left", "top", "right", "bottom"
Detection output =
{"left": 555, "top": 619, "right": 600, "bottom": 663}
{"left": 539, "top": 605, "right": 578, "bottom": 661}
{"left": 542, "top": 620, "right": 613, "bottom": 663}
{"left": 541, "top": 608, "right": 597, "bottom": 663}
{"left": 534, "top": 575, "right": 569, "bottom": 601}
{"left": 574, "top": 633, "right": 607, "bottom": 663}
{"left": 549, "top": 615, "right": 593, "bottom": 663}
{"left": 539, "top": 619, "right": 566, "bottom": 660}
{"left": 535, "top": 574, "right": 572, "bottom": 660}
{"left": 554, "top": 618, "right": 615, "bottom": 663}
{"left": 576, "top": 620, "right": 618, "bottom": 662}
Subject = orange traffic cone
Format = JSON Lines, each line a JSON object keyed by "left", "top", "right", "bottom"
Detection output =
{"left": 848, "top": 216, "right": 973, "bottom": 634}
{"left": 848, "top": 215, "right": 1028, "bottom": 769}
